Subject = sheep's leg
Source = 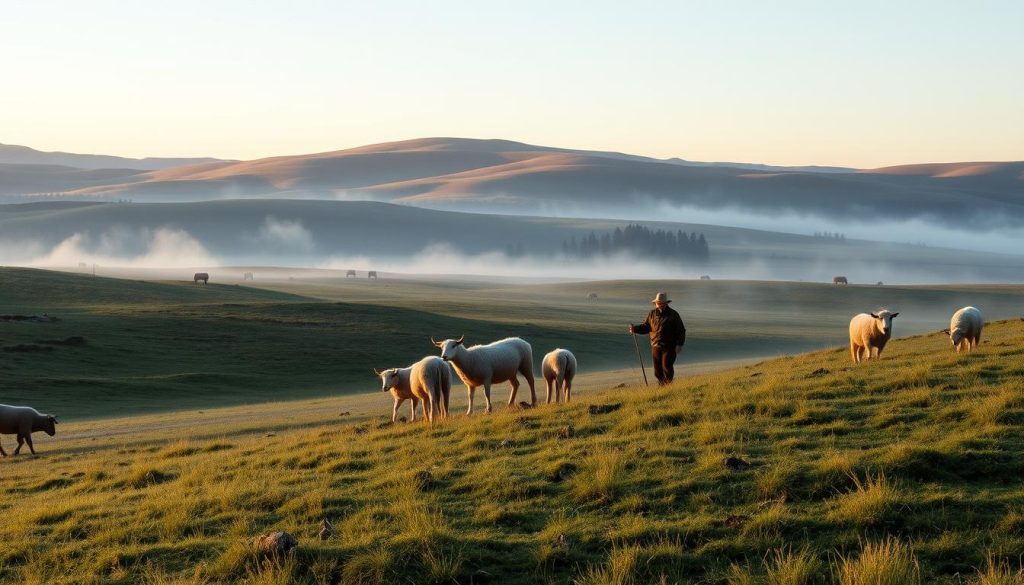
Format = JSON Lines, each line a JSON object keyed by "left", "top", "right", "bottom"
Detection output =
{"left": 410, "top": 398, "right": 418, "bottom": 422}
{"left": 508, "top": 376, "right": 520, "bottom": 407}
{"left": 555, "top": 371, "right": 565, "bottom": 404}
{"left": 564, "top": 377, "right": 572, "bottom": 403}
{"left": 0, "top": 441, "right": 6, "bottom": 457}
{"left": 392, "top": 398, "right": 402, "bottom": 423}
{"left": 850, "top": 342, "right": 859, "bottom": 364}
{"left": 25, "top": 435, "right": 35, "bottom": 455}
{"left": 483, "top": 382, "right": 493, "bottom": 413}
{"left": 442, "top": 386, "right": 450, "bottom": 420}
{"left": 522, "top": 363, "right": 537, "bottom": 405}
{"left": 545, "top": 376, "right": 554, "bottom": 404}
{"left": 466, "top": 386, "right": 476, "bottom": 415}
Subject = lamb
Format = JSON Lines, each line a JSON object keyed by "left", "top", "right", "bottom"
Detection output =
{"left": 0, "top": 405, "right": 58, "bottom": 456}
{"left": 375, "top": 356, "right": 451, "bottom": 424}
{"left": 848, "top": 310, "right": 899, "bottom": 363}
{"left": 432, "top": 335, "right": 536, "bottom": 414}
{"left": 944, "top": 306, "right": 983, "bottom": 352}
{"left": 542, "top": 348, "right": 577, "bottom": 404}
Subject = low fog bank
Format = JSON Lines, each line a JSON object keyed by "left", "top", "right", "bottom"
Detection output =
{"left": 419, "top": 197, "right": 1024, "bottom": 257}
{"left": 4, "top": 229, "right": 1024, "bottom": 285}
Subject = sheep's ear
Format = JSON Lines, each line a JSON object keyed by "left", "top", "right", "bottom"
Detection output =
{"left": 870, "top": 312, "right": 880, "bottom": 319}
{"left": 890, "top": 312, "right": 899, "bottom": 318}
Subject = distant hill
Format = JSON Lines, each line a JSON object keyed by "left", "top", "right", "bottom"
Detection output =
{"left": 2, "top": 138, "right": 1021, "bottom": 230}
{"left": 0, "top": 143, "right": 227, "bottom": 170}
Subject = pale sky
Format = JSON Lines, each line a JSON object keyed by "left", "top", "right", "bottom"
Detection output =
{"left": 2, "top": 0, "right": 1021, "bottom": 168}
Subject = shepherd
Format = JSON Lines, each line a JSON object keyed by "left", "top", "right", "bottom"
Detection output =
{"left": 628, "top": 292, "right": 686, "bottom": 385}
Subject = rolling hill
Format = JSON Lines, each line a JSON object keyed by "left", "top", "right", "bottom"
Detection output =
{"left": 2, "top": 138, "right": 1022, "bottom": 231}
{"left": 2, "top": 311, "right": 1023, "bottom": 583}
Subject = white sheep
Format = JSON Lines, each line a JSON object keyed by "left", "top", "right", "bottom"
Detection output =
{"left": 944, "top": 306, "right": 983, "bottom": 352}
{"left": 542, "top": 348, "right": 577, "bottom": 404}
{"left": 432, "top": 335, "right": 536, "bottom": 414}
{"left": 0, "top": 404, "right": 58, "bottom": 456}
{"left": 848, "top": 310, "right": 899, "bottom": 363}
{"left": 376, "top": 356, "right": 452, "bottom": 424}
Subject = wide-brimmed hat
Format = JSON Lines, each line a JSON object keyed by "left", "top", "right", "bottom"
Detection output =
{"left": 651, "top": 292, "right": 672, "bottom": 304}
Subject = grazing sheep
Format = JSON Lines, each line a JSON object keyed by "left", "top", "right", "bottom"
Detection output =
{"left": 876, "top": 281, "right": 884, "bottom": 286}
{"left": 542, "top": 348, "right": 577, "bottom": 404}
{"left": 833, "top": 276, "right": 849, "bottom": 285}
{"left": 587, "top": 292, "right": 598, "bottom": 301}
{"left": 368, "top": 271, "right": 378, "bottom": 279}
{"left": 700, "top": 275, "right": 711, "bottom": 280}
{"left": 376, "top": 356, "right": 452, "bottom": 424}
{"left": 0, "top": 405, "right": 58, "bottom": 456}
{"left": 432, "top": 335, "right": 536, "bottom": 414}
{"left": 944, "top": 306, "right": 983, "bottom": 352}
{"left": 848, "top": 310, "right": 899, "bottom": 363}
{"left": 193, "top": 272, "right": 209, "bottom": 285}
{"left": 346, "top": 270, "right": 357, "bottom": 278}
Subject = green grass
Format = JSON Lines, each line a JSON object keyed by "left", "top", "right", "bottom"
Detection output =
{"left": 4, "top": 267, "right": 1024, "bottom": 418}
{"left": 1, "top": 314, "right": 1023, "bottom": 583}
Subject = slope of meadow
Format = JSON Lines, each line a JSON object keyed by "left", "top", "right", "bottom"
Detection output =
{"left": 1, "top": 319, "right": 1022, "bottom": 584}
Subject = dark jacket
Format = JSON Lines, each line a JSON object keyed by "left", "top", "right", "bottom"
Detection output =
{"left": 633, "top": 305, "right": 686, "bottom": 348}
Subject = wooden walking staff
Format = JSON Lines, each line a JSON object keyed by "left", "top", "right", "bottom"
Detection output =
{"left": 631, "top": 329, "right": 649, "bottom": 387}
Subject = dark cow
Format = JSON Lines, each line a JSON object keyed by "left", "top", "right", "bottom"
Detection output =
{"left": 193, "top": 272, "right": 209, "bottom": 285}
{"left": 587, "top": 292, "right": 598, "bottom": 301}
{"left": 346, "top": 270, "right": 357, "bottom": 278}
{"left": 833, "top": 276, "right": 848, "bottom": 285}
{"left": 368, "top": 271, "right": 378, "bottom": 279}
{"left": 699, "top": 275, "right": 711, "bottom": 281}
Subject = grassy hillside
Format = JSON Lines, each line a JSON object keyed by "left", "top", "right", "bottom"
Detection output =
{"left": 3, "top": 268, "right": 1024, "bottom": 418}
{"left": 2, "top": 320, "right": 1022, "bottom": 584}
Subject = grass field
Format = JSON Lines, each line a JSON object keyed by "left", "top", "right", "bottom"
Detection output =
{"left": 3, "top": 267, "right": 1024, "bottom": 419}
{"left": 2, "top": 315, "right": 1023, "bottom": 584}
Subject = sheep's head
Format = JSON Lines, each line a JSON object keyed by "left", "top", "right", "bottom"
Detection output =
{"left": 944, "top": 328, "right": 964, "bottom": 347}
{"left": 869, "top": 310, "right": 899, "bottom": 336}
{"left": 44, "top": 415, "right": 58, "bottom": 436}
{"left": 374, "top": 368, "right": 400, "bottom": 392}
{"left": 431, "top": 335, "right": 465, "bottom": 362}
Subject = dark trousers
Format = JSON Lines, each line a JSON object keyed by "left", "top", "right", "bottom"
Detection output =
{"left": 651, "top": 345, "right": 678, "bottom": 385}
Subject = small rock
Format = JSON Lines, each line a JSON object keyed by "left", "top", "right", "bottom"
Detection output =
{"left": 375, "top": 421, "right": 392, "bottom": 429}
{"left": 413, "top": 470, "right": 434, "bottom": 491}
{"left": 518, "top": 401, "right": 534, "bottom": 410}
{"left": 807, "top": 367, "right": 830, "bottom": 378}
{"left": 725, "top": 514, "right": 748, "bottom": 529}
{"left": 554, "top": 533, "right": 571, "bottom": 548}
{"left": 254, "top": 531, "right": 298, "bottom": 557}
{"left": 557, "top": 425, "right": 574, "bottom": 439}
{"left": 588, "top": 403, "right": 622, "bottom": 416}
{"left": 339, "top": 411, "right": 351, "bottom": 416}
{"left": 265, "top": 433, "right": 276, "bottom": 438}
{"left": 353, "top": 425, "right": 368, "bottom": 435}
{"left": 514, "top": 416, "right": 534, "bottom": 428}
{"left": 547, "top": 462, "right": 576, "bottom": 482}
{"left": 398, "top": 416, "right": 407, "bottom": 423}
{"left": 500, "top": 438, "right": 514, "bottom": 449}
{"left": 723, "top": 456, "right": 751, "bottom": 471}
{"left": 318, "top": 518, "right": 334, "bottom": 541}
{"left": 613, "top": 383, "right": 627, "bottom": 389}
{"left": 749, "top": 372, "right": 762, "bottom": 377}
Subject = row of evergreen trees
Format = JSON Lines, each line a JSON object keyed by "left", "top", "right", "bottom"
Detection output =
{"left": 561, "top": 224, "right": 710, "bottom": 262}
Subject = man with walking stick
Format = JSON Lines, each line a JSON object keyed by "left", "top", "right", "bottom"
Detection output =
{"left": 629, "top": 292, "right": 686, "bottom": 386}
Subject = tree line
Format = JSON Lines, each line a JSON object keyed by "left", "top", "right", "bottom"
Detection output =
{"left": 561, "top": 224, "right": 710, "bottom": 262}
